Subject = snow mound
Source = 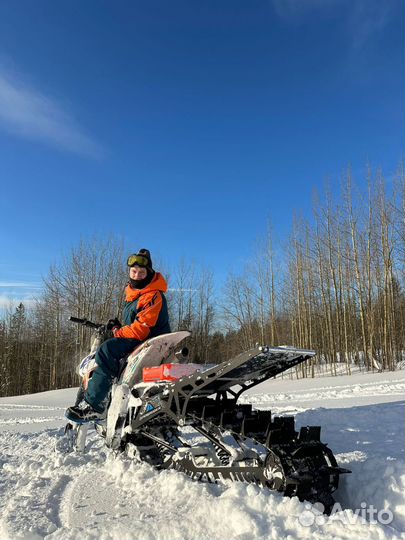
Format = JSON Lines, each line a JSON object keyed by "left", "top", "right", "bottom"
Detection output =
{"left": 0, "top": 373, "right": 404, "bottom": 540}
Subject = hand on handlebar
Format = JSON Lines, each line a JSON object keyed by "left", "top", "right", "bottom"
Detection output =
{"left": 106, "top": 318, "right": 121, "bottom": 333}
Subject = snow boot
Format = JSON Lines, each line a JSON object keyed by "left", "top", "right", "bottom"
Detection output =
{"left": 65, "top": 400, "right": 106, "bottom": 424}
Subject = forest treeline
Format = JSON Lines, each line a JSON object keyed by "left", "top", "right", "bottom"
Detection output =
{"left": 1, "top": 169, "right": 404, "bottom": 397}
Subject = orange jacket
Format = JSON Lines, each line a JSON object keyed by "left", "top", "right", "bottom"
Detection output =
{"left": 114, "top": 272, "right": 170, "bottom": 340}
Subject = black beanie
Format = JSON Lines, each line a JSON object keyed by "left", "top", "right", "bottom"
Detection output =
{"left": 137, "top": 248, "right": 153, "bottom": 269}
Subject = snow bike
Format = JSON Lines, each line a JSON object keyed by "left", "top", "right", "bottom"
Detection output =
{"left": 61, "top": 317, "right": 349, "bottom": 513}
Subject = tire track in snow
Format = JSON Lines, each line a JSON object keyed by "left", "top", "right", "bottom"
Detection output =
{"left": 0, "top": 416, "right": 64, "bottom": 425}
{"left": 0, "top": 430, "right": 80, "bottom": 539}
{"left": 242, "top": 379, "right": 405, "bottom": 406}
{"left": 0, "top": 403, "right": 66, "bottom": 433}
{"left": 0, "top": 404, "right": 65, "bottom": 411}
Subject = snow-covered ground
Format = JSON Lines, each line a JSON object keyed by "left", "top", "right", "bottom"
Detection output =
{"left": 0, "top": 370, "right": 404, "bottom": 540}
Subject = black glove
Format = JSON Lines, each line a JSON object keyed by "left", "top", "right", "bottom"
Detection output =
{"left": 106, "top": 318, "right": 121, "bottom": 331}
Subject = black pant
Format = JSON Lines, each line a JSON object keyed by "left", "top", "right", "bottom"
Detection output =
{"left": 85, "top": 337, "right": 141, "bottom": 411}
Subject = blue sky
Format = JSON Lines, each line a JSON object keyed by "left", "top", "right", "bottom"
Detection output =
{"left": 0, "top": 0, "right": 404, "bottom": 307}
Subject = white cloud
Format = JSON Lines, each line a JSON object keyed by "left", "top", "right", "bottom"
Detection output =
{"left": 0, "top": 281, "right": 42, "bottom": 312}
{"left": 0, "top": 295, "right": 37, "bottom": 310}
{"left": 270, "top": 0, "right": 394, "bottom": 48}
{"left": 271, "top": 0, "right": 341, "bottom": 22}
{"left": 0, "top": 67, "right": 103, "bottom": 158}
{"left": 168, "top": 288, "right": 198, "bottom": 293}
{"left": 0, "top": 281, "right": 41, "bottom": 288}
{"left": 348, "top": 2, "right": 394, "bottom": 50}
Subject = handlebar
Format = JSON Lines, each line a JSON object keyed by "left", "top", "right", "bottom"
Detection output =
{"left": 68, "top": 316, "right": 104, "bottom": 329}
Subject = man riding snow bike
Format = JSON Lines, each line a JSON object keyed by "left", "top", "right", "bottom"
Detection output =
{"left": 65, "top": 249, "right": 171, "bottom": 423}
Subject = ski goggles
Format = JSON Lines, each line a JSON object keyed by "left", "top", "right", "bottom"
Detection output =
{"left": 127, "top": 254, "right": 149, "bottom": 268}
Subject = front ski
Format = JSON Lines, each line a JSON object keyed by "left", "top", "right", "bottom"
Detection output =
{"left": 55, "top": 422, "right": 89, "bottom": 453}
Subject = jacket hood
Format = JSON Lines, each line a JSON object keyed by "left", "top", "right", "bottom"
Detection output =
{"left": 124, "top": 272, "right": 168, "bottom": 302}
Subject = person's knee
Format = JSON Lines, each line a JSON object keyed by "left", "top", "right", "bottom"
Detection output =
{"left": 96, "top": 338, "right": 120, "bottom": 368}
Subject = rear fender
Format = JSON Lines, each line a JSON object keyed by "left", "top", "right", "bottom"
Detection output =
{"left": 105, "top": 383, "right": 130, "bottom": 448}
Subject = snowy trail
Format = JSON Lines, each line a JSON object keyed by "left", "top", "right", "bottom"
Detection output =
{"left": 0, "top": 372, "right": 404, "bottom": 540}
{"left": 243, "top": 370, "right": 405, "bottom": 409}
{"left": 0, "top": 389, "right": 73, "bottom": 434}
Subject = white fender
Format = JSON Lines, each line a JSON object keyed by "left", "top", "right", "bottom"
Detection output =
{"left": 105, "top": 383, "right": 130, "bottom": 448}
